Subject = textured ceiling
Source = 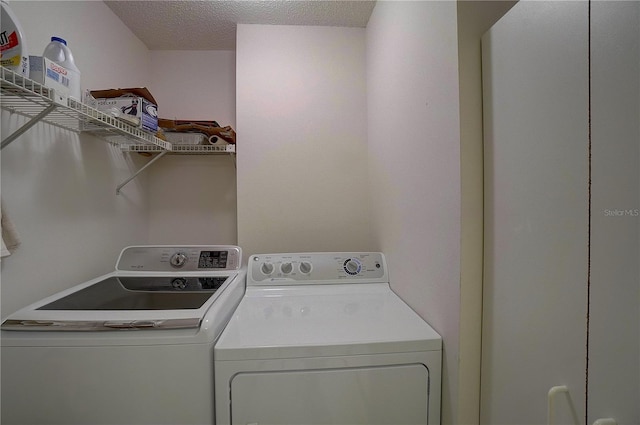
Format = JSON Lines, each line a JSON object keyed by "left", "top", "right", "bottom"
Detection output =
{"left": 105, "top": 1, "right": 377, "bottom": 50}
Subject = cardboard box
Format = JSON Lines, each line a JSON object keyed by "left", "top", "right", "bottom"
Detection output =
{"left": 89, "top": 87, "right": 158, "bottom": 132}
{"left": 29, "top": 56, "right": 80, "bottom": 99}
{"left": 163, "top": 132, "right": 207, "bottom": 145}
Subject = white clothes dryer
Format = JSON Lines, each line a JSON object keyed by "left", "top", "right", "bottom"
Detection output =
{"left": 1, "top": 245, "right": 245, "bottom": 425}
{"left": 215, "top": 252, "right": 442, "bottom": 425}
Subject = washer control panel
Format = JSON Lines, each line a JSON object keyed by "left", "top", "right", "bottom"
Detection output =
{"left": 249, "top": 252, "right": 386, "bottom": 285}
{"left": 116, "top": 245, "right": 242, "bottom": 272}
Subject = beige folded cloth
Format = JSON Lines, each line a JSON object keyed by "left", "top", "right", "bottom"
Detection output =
{"left": 1, "top": 204, "right": 21, "bottom": 258}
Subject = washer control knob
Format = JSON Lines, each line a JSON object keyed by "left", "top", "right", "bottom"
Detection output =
{"left": 170, "top": 252, "right": 188, "bottom": 268}
{"left": 171, "top": 277, "right": 188, "bottom": 290}
{"left": 299, "top": 261, "right": 312, "bottom": 274}
{"left": 261, "top": 262, "right": 274, "bottom": 275}
{"left": 280, "top": 262, "right": 293, "bottom": 274}
{"left": 344, "top": 259, "right": 361, "bottom": 275}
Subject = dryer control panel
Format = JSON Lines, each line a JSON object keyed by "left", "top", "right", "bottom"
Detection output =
{"left": 116, "top": 245, "right": 242, "bottom": 272}
{"left": 249, "top": 252, "right": 387, "bottom": 285}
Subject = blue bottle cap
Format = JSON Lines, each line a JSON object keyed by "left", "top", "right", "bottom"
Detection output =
{"left": 51, "top": 36, "right": 67, "bottom": 45}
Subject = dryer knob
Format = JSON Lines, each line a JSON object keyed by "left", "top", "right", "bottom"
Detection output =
{"left": 299, "top": 261, "right": 312, "bottom": 274}
{"left": 261, "top": 262, "right": 274, "bottom": 275}
{"left": 345, "top": 259, "right": 361, "bottom": 275}
{"left": 170, "top": 252, "right": 188, "bottom": 268}
{"left": 280, "top": 262, "right": 293, "bottom": 274}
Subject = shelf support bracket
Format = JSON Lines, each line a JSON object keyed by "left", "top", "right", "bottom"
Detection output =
{"left": 116, "top": 150, "right": 169, "bottom": 195}
{"left": 1, "top": 104, "right": 57, "bottom": 150}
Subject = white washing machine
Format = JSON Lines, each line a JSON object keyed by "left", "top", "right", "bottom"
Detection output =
{"left": 215, "top": 252, "right": 442, "bottom": 425}
{"left": 1, "top": 245, "right": 245, "bottom": 425}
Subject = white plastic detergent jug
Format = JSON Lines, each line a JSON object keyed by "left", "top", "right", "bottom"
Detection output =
{"left": 43, "top": 36, "right": 81, "bottom": 100}
{"left": 0, "top": 0, "right": 29, "bottom": 77}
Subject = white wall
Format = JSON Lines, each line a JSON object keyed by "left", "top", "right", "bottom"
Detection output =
{"left": 147, "top": 51, "right": 237, "bottom": 245}
{"left": 366, "top": 2, "right": 461, "bottom": 423}
{"left": 456, "top": 2, "right": 516, "bottom": 423}
{"left": 235, "top": 24, "right": 371, "bottom": 258}
{"left": 1, "top": 1, "right": 151, "bottom": 316}
{"left": 10, "top": 1, "right": 151, "bottom": 91}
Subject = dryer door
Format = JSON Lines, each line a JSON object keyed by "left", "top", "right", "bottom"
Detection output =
{"left": 230, "top": 363, "right": 429, "bottom": 425}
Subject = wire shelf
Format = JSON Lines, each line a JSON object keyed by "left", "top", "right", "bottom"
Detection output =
{"left": 1, "top": 67, "right": 170, "bottom": 150}
{"left": 121, "top": 143, "right": 236, "bottom": 154}
{"left": 2, "top": 66, "right": 236, "bottom": 193}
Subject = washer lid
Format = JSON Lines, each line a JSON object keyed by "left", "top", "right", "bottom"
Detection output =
{"left": 2, "top": 245, "right": 244, "bottom": 332}
{"left": 214, "top": 283, "right": 441, "bottom": 361}
{"left": 1, "top": 272, "right": 239, "bottom": 332}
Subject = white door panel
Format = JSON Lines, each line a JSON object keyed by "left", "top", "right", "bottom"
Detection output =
{"left": 481, "top": 1, "right": 589, "bottom": 423}
{"left": 231, "top": 364, "right": 429, "bottom": 425}
{"left": 589, "top": 2, "right": 640, "bottom": 423}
